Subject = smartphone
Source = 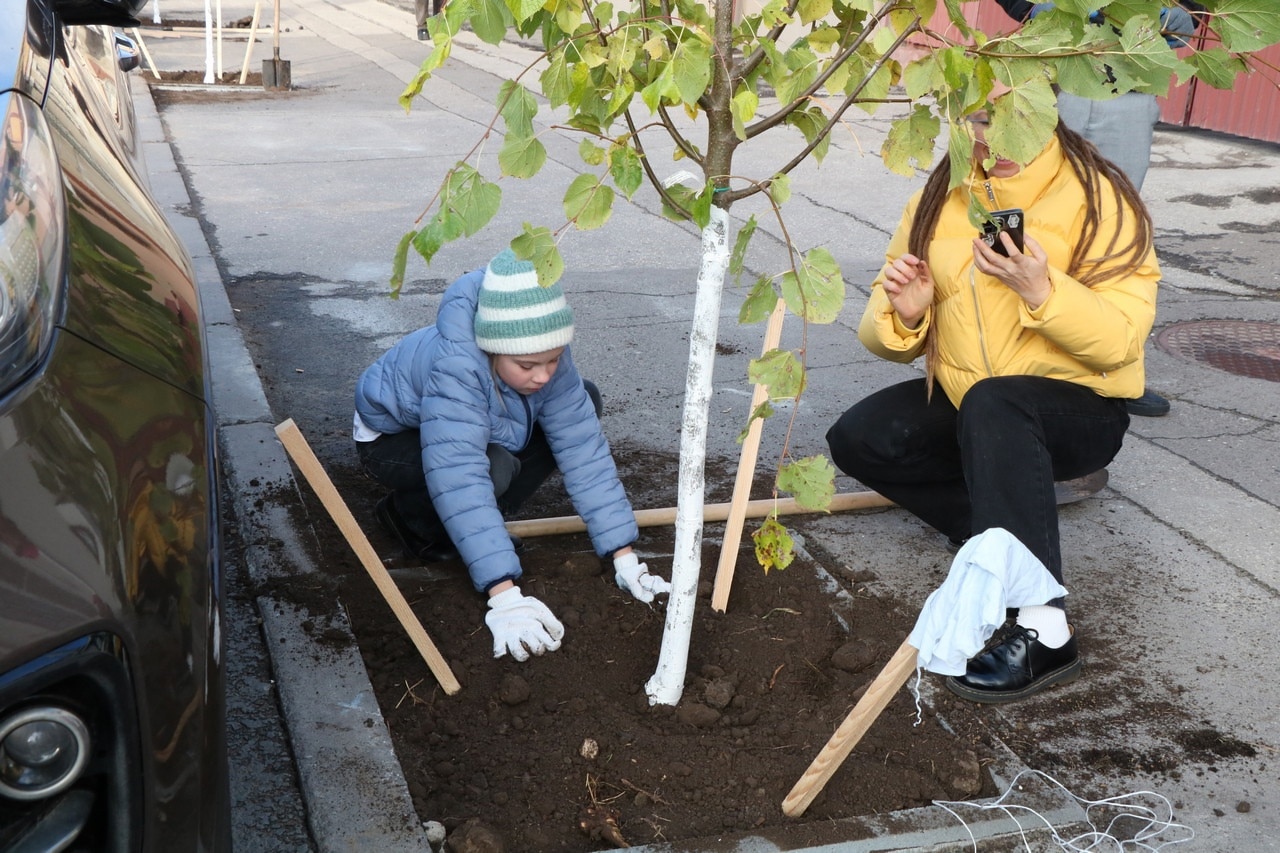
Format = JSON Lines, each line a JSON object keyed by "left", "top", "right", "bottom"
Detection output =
{"left": 980, "top": 208, "right": 1025, "bottom": 257}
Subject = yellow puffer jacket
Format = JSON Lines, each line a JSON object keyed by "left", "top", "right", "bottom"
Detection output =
{"left": 859, "top": 133, "right": 1160, "bottom": 408}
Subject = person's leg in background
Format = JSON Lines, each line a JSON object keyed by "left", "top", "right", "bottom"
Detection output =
{"left": 1056, "top": 90, "right": 1171, "bottom": 418}
{"left": 414, "top": 0, "right": 430, "bottom": 39}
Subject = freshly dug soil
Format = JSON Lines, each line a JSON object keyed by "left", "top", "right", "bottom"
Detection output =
{"left": 289, "top": 443, "right": 1005, "bottom": 852}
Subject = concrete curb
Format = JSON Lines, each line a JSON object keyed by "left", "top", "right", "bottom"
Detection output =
{"left": 133, "top": 74, "right": 433, "bottom": 852}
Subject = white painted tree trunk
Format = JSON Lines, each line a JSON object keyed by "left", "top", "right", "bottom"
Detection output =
{"left": 645, "top": 206, "right": 730, "bottom": 706}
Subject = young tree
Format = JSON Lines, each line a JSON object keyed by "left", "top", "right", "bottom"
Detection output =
{"left": 393, "top": 0, "right": 1280, "bottom": 704}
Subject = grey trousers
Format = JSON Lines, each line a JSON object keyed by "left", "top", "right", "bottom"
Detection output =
{"left": 1056, "top": 90, "right": 1162, "bottom": 190}
{"left": 415, "top": 0, "right": 444, "bottom": 26}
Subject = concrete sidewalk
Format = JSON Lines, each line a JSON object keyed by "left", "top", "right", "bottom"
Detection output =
{"left": 129, "top": 0, "right": 1280, "bottom": 849}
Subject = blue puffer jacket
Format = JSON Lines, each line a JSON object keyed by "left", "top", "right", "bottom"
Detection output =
{"left": 353, "top": 268, "right": 639, "bottom": 592}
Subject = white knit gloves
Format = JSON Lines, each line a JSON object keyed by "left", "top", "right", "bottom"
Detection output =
{"left": 485, "top": 588, "right": 565, "bottom": 661}
{"left": 613, "top": 552, "right": 672, "bottom": 603}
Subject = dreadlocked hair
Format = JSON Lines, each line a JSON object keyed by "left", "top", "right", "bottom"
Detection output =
{"left": 908, "top": 120, "right": 1154, "bottom": 399}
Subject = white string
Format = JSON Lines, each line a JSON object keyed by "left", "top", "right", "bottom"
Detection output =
{"left": 933, "top": 768, "right": 1195, "bottom": 852}
{"left": 910, "top": 666, "right": 925, "bottom": 726}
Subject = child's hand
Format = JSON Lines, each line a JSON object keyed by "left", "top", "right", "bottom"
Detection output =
{"left": 614, "top": 552, "right": 672, "bottom": 603}
{"left": 485, "top": 587, "right": 565, "bottom": 660}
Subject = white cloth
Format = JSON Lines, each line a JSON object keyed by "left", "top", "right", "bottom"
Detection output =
{"left": 908, "top": 528, "right": 1069, "bottom": 676}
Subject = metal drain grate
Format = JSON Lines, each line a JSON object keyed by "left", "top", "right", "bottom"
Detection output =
{"left": 1154, "top": 320, "right": 1280, "bottom": 383}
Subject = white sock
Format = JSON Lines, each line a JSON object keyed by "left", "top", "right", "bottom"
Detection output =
{"left": 1016, "top": 605, "right": 1071, "bottom": 648}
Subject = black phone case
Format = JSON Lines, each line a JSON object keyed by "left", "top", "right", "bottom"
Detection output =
{"left": 981, "top": 208, "right": 1025, "bottom": 257}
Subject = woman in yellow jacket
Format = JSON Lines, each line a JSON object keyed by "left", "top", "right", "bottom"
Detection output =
{"left": 826, "top": 103, "right": 1159, "bottom": 704}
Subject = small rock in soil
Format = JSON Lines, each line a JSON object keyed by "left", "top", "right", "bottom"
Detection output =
{"left": 497, "top": 674, "right": 530, "bottom": 705}
{"left": 703, "top": 677, "right": 735, "bottom": 709}
{"left": 446, "top": 817, "right": 505, "bottom": 853}
{"left": 830, "top": 638, "right": 880, "bottom": 673}
{"left": 676, "top": 702, "right": 721, "bottom": 727}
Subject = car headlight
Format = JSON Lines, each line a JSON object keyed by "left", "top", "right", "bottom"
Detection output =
{"left": 1, "top": 92, "right": 66, "bottom": 395}
{"left": 0, "top": 706, "right": 91, "bottom": 800}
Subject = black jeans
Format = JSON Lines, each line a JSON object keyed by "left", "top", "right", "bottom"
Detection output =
{"left": 356, "top": 381, "right": 603, "bottom": 541}
{"left": 826, "top": 376, "right": 1129, "bottom": 593}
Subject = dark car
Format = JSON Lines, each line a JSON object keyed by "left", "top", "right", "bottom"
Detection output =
{"left": 1, "top": 0, "right": 227, "bottom": 850}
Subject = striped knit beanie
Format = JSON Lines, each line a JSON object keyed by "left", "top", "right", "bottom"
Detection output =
{"left": 473, "top": 250, "right": 575, "bottom": 355}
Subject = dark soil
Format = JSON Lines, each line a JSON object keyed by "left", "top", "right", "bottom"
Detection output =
{"left": 284, "top": 442, "right": 1005, "bottom": 851}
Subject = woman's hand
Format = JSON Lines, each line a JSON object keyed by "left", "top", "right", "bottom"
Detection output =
{"left": 882, "top": 253, "right": 934, "bottom": 329}
{"left": 972, "top": 233, "right": 1053, "bottom": 310}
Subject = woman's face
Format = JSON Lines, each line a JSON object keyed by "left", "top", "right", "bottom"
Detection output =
{"left": 493, "top": 347, "right": 565, "bottom": 395}
{"left": 969, "top": 111, "right": 1022, "bottom": 179}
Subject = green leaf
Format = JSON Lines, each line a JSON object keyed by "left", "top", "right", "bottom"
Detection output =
{"left": 731, "top": 86, "right": 759, "bottom": 141}
{"left": 777, "top": 455, "right": 835, "bottom": 512}
{"left": 785, "top": 106, "right": 833, "bottom": 163}
{"left": 511, "top": 225, "right": 564, "bottom": 285}
{"left": 390, "top": 230, "right": 414, "bottom": 298}
{"left": 730, "top": 216, "right": 759, "bottom": 284}
{"left": 752, "top": 515, "right": 795, "bottom": 574}
{"left": 737, "top": 400, "right": 775, "bottom": 443}
{"left": 563, "top": 173, "right": 616, "bottom": 230}
{"left": 547, "top": 0, "right": 583, "bottom": 34}
{"left": 1210, "top": 0, "right": 1280, "bottom": 52}
{"left": 1107, "top": 14, "right": 1187, "bottom": 97}
{"left": 540, "top": 51, "right": 573, "bottom": 109}
{"left": 987, "top": 76, "right": 1057, "bottom": 166}
{"left": 473, "top": 0, "right": 511, "bottom": 44}
{"left": 579, "top": 139, "right": 606, "bottom": 167}
{"left": 498, "top": 134, "right": 548, "bottom": 178}
{"left": 779, "top": 247, "right": 843, "bottom": 323}
{"left": 881, "top": 103, "right": 939, "bottom": 176}
{"left": 498, "top": 80, "right": 540, "bottom": 135}
{"left": 748, "top": 348, "right": 806, "bottom": 398}
{"left": 640, "top": 64, "right": 680, "bottom": 113}
{"left": 1188, "top": 47, "right": 1250, "bottom": 89}
{"left": 399, "top": 45, "right": 450, "bottom": 111}
{"left": 689, "top": 183, "right": 714, "bottom": 230}
{"left": 797, "top": 0, "right": 833, "bottom": 25}
{"left": 775, "top": 43, "right": 821, "bottom": 105}
{"left": 447, "top": 165, "right": 503, "bottom": 237}
{"left": 608, "top": 145, "right": 643, "bottom": 198}
{"left": 739, "top": 276, "right": 776, "bottom": 324}
{"left": 411, "top": 218, "right": 449, "bottom": 265}
{"left": 503, "top": 0, "right": 543, "bottom": 26}
{"left": 671, "top": 35, "right": 713, "bottom": 104}
{"left": 768, "top": 173, "right": 791, "bottom": 206}
{"left": 660, "top": 181, "right": 698, "bottom": 222}
{"left": 1053, "top": 54, "right": 1120, "bottom": 100}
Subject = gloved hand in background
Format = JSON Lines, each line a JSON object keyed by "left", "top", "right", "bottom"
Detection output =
{"left": 613, "top": 550, "right": 672, "bottom": 603}
{"left": 485, "top": 587, "right": 565, "bottom": 661}
{"left": 1160, "top": 5, "right": 1197, "bottom": 47}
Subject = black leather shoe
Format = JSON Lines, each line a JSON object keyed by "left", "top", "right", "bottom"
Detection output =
{"left": 1126, "top": 389, "right": 1171, "bottom": 417}
{"left": 945, "top": 624, "right": 1080, "bottom": 704}
{"left": 417, "top": 27, "right": 430, "bottom": 40}
{"left": 374, "top": 495, "right": 458, "bottom": 562}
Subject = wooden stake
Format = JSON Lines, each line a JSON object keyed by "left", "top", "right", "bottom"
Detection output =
{"left": 129, "top": 28, "right": 161, "bottom": 80}
{"left": 711, "top": 298, "right": 787, "bottom": 614}
{"left": 238, "top": 1, "right": 262, "bottom": 85}
{"left": 274, "top": 419, "right": 461, "bottom": 696}
{"left": 505, "top": 490, "right": 895, "bottom": 539}
{"left": 781, "top": 638, "right": 918, "bottom": 817}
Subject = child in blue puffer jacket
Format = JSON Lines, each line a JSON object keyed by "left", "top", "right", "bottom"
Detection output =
{"left": 353, "top": 250, "right": 670, "bottom": 661}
